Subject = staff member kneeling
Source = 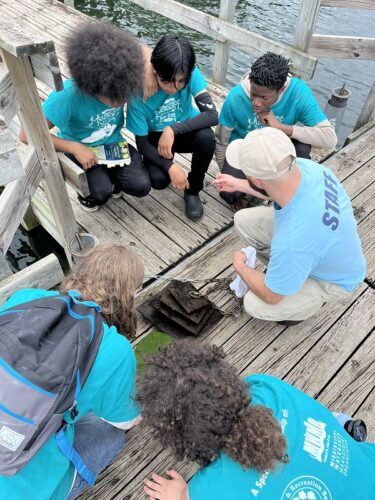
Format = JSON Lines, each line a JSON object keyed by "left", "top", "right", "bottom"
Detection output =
{"left": 214, "top": 127, "right": 366, "bottom": 324}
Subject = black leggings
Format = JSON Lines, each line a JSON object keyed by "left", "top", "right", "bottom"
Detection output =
{"left": 145, "top": 128, "right": 215, "bottom": 195}
{"left": 219, "top": 139, "right": 311, "bottom": 205}
{"left": 67, "top": 144, "right": 151, "bottom": 206}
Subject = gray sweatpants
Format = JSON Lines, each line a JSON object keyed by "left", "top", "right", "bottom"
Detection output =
{"left": 234, "top": 206, "right": 351, "bottom": 322}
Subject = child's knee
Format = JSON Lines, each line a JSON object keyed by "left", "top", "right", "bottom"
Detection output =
{"left": 194, "top": 128, "right": 215, "bottom": 151}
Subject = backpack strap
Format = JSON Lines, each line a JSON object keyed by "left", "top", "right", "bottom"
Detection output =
{"left": 55, "top": 426, "right": 96, "bottom": 487}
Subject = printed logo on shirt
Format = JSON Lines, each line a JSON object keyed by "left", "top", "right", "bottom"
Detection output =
{"left": 82, "top": 108, "right": 123, "bottom": 144}
{"left": 281, "top": 476, "right": 332, "bottom": 500}
{"left": 303, "top": 417, "right": 327, "bottom": 463}
{"left": 247, "top": 114, "right": 284, "bottom": 131}
{"left": 322, "top": 170, "right": 340, "bottom": 231}
{"left": 153, "top": 97, "right": 183, "bottom": 129}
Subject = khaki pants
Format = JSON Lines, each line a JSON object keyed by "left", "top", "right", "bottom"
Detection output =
{"left": 234, "top": 206, "right": 351, "bottom": 322}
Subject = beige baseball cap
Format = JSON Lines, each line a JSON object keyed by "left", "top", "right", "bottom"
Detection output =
{"left": 225, "top": 128, "right": 296, "bottom": 180}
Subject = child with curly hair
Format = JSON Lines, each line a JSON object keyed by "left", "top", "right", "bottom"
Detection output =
{"left": 138, "top": 341, "right": 375, "bottom": 500}
{"left": 126, "top": 35, "right": 218, "bottom": 220}
{"left": 20, "top": 21, "right": 154, "bottom": 211}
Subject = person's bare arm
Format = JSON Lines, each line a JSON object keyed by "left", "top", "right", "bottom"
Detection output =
{"left": 19, "top": 119, "right": 98, "bottom": 170}
{"left": 233, "top": 251, "right": 284, "bottom": 305}
{"left": 142, "top": 46, "right": 158, "bottom": 100}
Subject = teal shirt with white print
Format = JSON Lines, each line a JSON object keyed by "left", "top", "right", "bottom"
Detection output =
{"left": 219, "top": 77, "right": 327, "bottom": 142}
{"left": 0, "top": 288, "right": 140, "bottom": 500}
{"left": 188, "top": 374, "right": 375, "bottom": 500}
{"left": 42, "top": 79, "right": 125, "bottom": 147}
{"left": 126, "top": 66, "right": 207, "bottom": 136}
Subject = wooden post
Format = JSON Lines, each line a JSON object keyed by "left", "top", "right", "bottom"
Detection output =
{"left": 213, "top": 0, "right": 238, "bottom": 85}
{"left": 0, "top": 253, "right": 12, "bottom": 281}
{"left": 63, "top": 0, "right": 75, "bottom": 8}
{"left": 354, "top": 80, "right": 375, "bottom": 132}
{"left": 294, "top": 0, "right": 321, "bottom": 52}
{"left": 1, "top": 49, "right": 77, "bottom": 266}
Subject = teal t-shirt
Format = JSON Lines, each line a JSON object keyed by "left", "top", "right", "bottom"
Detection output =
{"left": 219, "top": 77, "right": 327, "bottom": 142}
{"left": 126, "top": 66, "right": 207, "bottom": 135}
{"left": 42, "top": 79, "right": 125, "bottom": 146}
{"left": 0, "top": 289, "right": 140, "bottom": 500}
{"left": 264, "top": 159, "right": 366, "bottom": 295}
{"left": 189, "top": 374, "right": 375, "bottom": 500}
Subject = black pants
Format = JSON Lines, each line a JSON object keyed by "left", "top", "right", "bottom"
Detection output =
{"left": 219, "top": 139, "right": 311, "bottom": 205}
{"left": 145, "top": 128, "right": 215, "bottom": 195}
{"left": 68, "top": 144, "right": 151, "bottom": 206}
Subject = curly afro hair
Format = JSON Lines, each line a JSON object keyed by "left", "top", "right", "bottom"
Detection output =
{"left": 137, "top": 340, "right": 288, "bottom": 473}
{"left": 250, "top": 52, "right": 290, "bottom": 91}
{"left": 66, "top": 21, "right": 144, "bottom": 102}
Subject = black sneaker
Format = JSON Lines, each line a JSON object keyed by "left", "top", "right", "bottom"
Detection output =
{"left": 184, "top": 192, "right": 203, "bottom": 220}
{"left": 78, "top": 197, "right": 99, "bottom": 212}
{"left": 112, "top": 186, "right": 123, "bottom": 199}
{"left": 344, "top": 419, "right": 367, "bottom": 442}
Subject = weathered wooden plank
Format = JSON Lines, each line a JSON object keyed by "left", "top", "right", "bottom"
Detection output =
{"left": 0, "top": 253, "right": 12, "bottom": 280}
{"left": 2, "top": 49, "right": 77, "bottom": 264}
{"left": 0, "top": 125, "right": 24, "bottom": 185}
{"left": 0, "top": 11, "right": 55, "bottom": 57}
{"left": 318, "top": 332, "right": 375, "bottom": 418}
{"left": 321, "top": 0, "right": 375, "bottom": 9}
{"left": 323, "top": 125, "right": 375, "bottom": 181}
{"left": 30, "top": 52, "right": 63, "bottom": 91}
{"left": 0, "top": 146, "right": 42, "bottom": 254}
{"left": 242, "top": 284, "right": 366, "bottom": 379}
{"left": 354, "top": 81, "right": 375, "bottom": 131}
{"left": 130, "top": 0, "right": 317, "bottom": 79}
{"left": 0, "top": 67, "right": 18, "bottom": 125}
{"left": 285, "top": 287, "right": 374, "bottom": 397}
{"left": 344, "top": 120, "right": 375, "bottom": 145}
{"left": 0, "top": 253, "right": 64, "bottom": 305}
{"left": 309, "top": 35, "right": 375, "bottom": 60}
{"left": 358, "top": 212, "right": 375, "bottom": 285}
{"left": 213, "top": 0, "right": 238, "bottom": 84}
{"left": 343, "top": 158, "right": 375, "bottom": 204}
{"left": 294, "top": 0, "right": 321, "bottom": 52}
{"left": 57, "top": 153, "right": 89, "bottom": 197}
{"left": 354, "top": 390, "right": 375, "bottom": 442}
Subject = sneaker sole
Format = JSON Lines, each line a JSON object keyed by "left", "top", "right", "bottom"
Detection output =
{"left": 112, "top": 192, "right": 123, "bottom": 199}
{"left": 80, "top": 205, "right": 99, "bottom": 212}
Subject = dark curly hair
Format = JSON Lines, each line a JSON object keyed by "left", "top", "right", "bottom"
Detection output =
{"left": 151, "top": 35, "right": 196, "bottom": 84}
{"left": 137, "top": 340, "right": 288, "bottom": 473}
{"left": 250, "top": 52, "right": 290, "bottom": 91}
{"left": 66, "top": 21, "right": 144, "bottom": 102}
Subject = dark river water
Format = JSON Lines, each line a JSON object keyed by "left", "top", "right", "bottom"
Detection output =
{"left": 6, "top": 0, "right": 375, "bottom": 271}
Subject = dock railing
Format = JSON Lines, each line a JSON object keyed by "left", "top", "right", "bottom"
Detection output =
{"left": 0, "top": 13, "right": 81, "bottom": 271}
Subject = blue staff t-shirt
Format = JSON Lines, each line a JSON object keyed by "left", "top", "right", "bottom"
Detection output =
{"left": 0, "top": 289, "right": 140, "bottom": 500}
{"left": 126, "top": 66, "right": 207, "bottom": 136}
{"left": 219, "top": 77, "right": 327, "bottom": 142}
{"left": 42, "top": 79, "right": 125, "bottom": 147}
{"left": 265, "top": 159, "right": 366, "bottom": 295}
{"left": 189, "top": 374, "right": 375, "bottom": 500}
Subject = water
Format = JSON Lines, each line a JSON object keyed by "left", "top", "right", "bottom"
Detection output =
{"left": 6, "top": 0, "right": 374, "bottom": 271}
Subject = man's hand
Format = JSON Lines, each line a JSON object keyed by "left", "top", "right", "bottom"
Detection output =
{"left": 214, "top": 173, "right": 243, "bottom": 193}
{"left": 158, "top": 127, "right": 175, "bottom": 159}
{"left": 169, "top": 163, "right": 189, "bottom": 190}
{"left": 142, "top": 46, "right": 158, "bottom": 100}
{"left": 70, "top": 143, "right": 98, "bottom": 170}
{"left": 233, "top": 250, "right": 247, "bottom": 273}
{"left": 258, "top": 111, "right": 293, "bottom": 136}
{"left": 144, "top": 470, "right": 189, "bottom": 500}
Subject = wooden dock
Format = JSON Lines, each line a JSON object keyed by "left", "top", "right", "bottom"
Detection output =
{"left": 0, "top": 1, "right": 374, "bottom": 498}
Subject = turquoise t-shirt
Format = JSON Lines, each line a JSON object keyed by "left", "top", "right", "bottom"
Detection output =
{"left": 0, "top": 289, "right": 140, "bottom": 500}
{"left": 189, "top": 374, "right": 375, "bottom": 500}
{"left": 265, "top": 159, "right": 366, "bottom": 295}
{"left": 42, "top": 79, "right": 125, "bottom": 146}
{"left": 126, "top": 66, "right": 207, "bottom": 135}
{"left": 219, "top": 77, "right": 327, "bottom": 142}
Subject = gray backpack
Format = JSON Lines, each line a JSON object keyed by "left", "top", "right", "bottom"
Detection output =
{"left": 0, "top": 290, "right": 104, "bottom": 485}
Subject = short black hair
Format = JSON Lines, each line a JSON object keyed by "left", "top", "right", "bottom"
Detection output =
{"left": 66, "top": 21, "right": 144, "bottom": 102}
{"left": 151, "top": 35, "right": 196, "bottom": 83}
{"left": 250, "top": 52, "right": 290, "bottom": 91}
